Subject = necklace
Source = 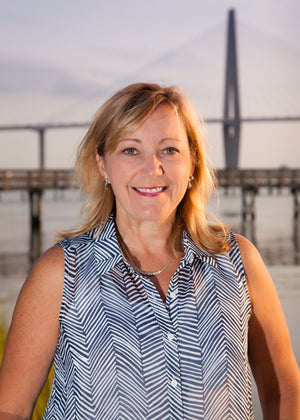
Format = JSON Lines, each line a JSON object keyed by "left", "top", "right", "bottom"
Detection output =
{"left": 115, "top": 222, "right": 173, "bottom": 276}
{"left": 124, "top": 249, "right": 173, "bottom": 276}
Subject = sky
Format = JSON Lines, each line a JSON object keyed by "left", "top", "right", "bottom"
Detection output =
{"left": 0, "top": 0, "right": 299, "bottom": 168}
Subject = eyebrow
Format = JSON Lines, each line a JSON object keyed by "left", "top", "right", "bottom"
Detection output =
{"left": 119, "top": 137, "right": 182, "bottom": 143}
{"left": 118, "top": 138, "right": 141, "bottom": 143}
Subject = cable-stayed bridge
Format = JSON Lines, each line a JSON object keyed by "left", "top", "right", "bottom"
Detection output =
{"left": 0, "top": 10, "right": 299, "bottom": 168}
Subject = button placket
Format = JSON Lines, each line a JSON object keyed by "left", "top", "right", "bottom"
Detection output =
{"left": 163, "top": 325, "right": 183, "bottom": 417}
{"left": 139, "top": 271, "right": 184, "bottom": 414}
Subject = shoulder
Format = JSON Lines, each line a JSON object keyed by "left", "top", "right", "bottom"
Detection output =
{"left": 31, "top": 244, "right": 65, "bottom": 279}
{"left": 15, "top": 244, "right": 65, "bottom": 317}
{"left": 234, "top": 232, "right": 257, "bottom": 254}
{"left": 233, "top": 234, "right": 282, "bottom": 326}
{"left": 233, "top": 231, "right": 288, "bottom": 303}
{"left": 234, "top": 233, "right": 265, "bottom": 278}
{"left": 18, "top": 245, "right": 65, "bottom": 310}
{"left": 233, "top": 233, "right": 272, "bottom": 301}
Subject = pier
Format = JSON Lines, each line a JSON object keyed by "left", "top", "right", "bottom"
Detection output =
{"left": 1, "top": 169, "right": 299, "bottom": 223}
{"left": 0, "top": 168, "right": 299, "bottom": 259}
{"left": 0, "top": 169, "right": 76, "bottom": 259}
{"left": 216, "top": 168, "right": 300, "bottom": 220}
{"left": 0, "top": 169, "right": 75, "bottom": 227}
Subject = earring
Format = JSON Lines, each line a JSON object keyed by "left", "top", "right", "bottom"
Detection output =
{"left": 187, "top": 176, "right": 194, "bottom": 189}
{"left": 104, "top": 177, "right": 109, "bottom": 190}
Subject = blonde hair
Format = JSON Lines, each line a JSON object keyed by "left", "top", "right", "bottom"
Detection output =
{"left": 58, "top": 82, "right": 230, "bottom": 254}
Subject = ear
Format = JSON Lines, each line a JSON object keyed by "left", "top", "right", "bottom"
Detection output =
{"left": 95, "top": 150, "right": 107, "bottom": 178}
{"left": 190, "top": 161, "right": 195, "bottom": 179}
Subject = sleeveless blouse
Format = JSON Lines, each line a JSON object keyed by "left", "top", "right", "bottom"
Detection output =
{"left": 43, "top": 215, "right": 253, "bottom": 419}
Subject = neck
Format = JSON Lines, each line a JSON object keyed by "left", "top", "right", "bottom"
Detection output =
{"left": 115, "top": 215, "right": 174, "bottom": 255}
{"left": 114, "top": 214, "right": 182, "bottom": 301}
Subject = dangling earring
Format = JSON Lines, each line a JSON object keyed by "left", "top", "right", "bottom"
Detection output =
{"left": 187, "top": 175, "right": 194, "bottom": 189}
{"left": 104, "top": 177, "right": 109, "bottom": 190}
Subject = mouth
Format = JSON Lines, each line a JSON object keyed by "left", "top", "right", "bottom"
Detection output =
{"left": 133, "top": 186, "right": 167, "bottom": 195}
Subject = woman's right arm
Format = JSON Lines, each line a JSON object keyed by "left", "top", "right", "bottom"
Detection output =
{"left": 0, "top": 244, "right": 65, "bottom": 419}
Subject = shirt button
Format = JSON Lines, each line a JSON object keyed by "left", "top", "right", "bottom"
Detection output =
{"left": 167, "top": 332, "right": 175, "bottom": 342}
{"left": 170, "top": 290, "right": 177, "bottom": 299}
{"left": 171, "top": 379, "right": 178, "bottom": 388}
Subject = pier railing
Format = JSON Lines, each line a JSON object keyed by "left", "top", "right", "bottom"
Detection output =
{"left": 1, "top": 168, "right": 300, "bottom": 191}
{"left": 216, "top": 168, "right": 300, "bottom": 191}
{"left": 0, "top": 169, "right": 76, "bottom": 191}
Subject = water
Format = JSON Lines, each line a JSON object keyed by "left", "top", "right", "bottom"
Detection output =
{"left": 0, "top": 189, "right": 299, "bottom": 419}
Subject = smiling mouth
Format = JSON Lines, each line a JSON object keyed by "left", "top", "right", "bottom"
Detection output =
{"left": 134, "top": 186, "right": 167, "bottom": 193}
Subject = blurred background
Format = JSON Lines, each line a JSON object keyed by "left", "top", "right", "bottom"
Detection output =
{"left": 0, "top": 0, "right": 299, "bottom": 168}
{"left": 0, "top": 1, "right": 299, "bottom": 418}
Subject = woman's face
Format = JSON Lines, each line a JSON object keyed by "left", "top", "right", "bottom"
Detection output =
{"left": 96, "top": 105, "right": 194, "bottom": 227}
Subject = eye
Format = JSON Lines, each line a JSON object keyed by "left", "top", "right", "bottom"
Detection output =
{"left": 123, "top": 147, "right": 138, "bottom": 155}
{"left": 163, "top": 147, "right": 179, "bottom": 155}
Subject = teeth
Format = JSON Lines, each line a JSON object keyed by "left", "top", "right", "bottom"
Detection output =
{"left": 136, "top": 187, "right": 164, "bottom": 193}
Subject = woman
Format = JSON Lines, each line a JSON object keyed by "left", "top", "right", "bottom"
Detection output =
{"left": 0, "top": 83, "right": 299, "bottom": 419}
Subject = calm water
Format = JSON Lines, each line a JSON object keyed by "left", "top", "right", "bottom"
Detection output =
{"left": 0, "top": 189, "right": 299, "bottom": 419}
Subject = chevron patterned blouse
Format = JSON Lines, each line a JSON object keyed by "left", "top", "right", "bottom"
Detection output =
{"left": 43, "top": 215, "right": 253, "bottom": 419}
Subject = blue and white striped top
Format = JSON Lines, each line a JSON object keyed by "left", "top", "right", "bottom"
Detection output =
{"left": 44, "top": 214, "right": 253, "bottom": 419}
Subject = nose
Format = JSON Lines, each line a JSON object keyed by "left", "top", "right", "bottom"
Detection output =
{"left": 143, "top": 153, "right": 164, "bottom": 176}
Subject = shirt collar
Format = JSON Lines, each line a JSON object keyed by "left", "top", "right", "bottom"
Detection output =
{"left": 93, "top": 214, "right": 124, "bottom": 275}
{"left": 182, "top": 231, "right": 218, "bottom": 268}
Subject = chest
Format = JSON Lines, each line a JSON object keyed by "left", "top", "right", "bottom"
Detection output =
{"left": 56, "top": 257, "right": 252, "bottom": 418}
{"left": 61, "top": 258, "right": 250, "bottom": 362}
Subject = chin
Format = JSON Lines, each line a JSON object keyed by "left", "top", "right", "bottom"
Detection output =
{"left": 137, "top": 207, "right": 175, "bottom": 223}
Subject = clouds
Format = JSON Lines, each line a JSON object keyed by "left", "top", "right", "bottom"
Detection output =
{"left": 0, "top": 56, "right": 114, "bottom": 96}
{"left": 0, "top": 0, "right": 299, "bottom": 168}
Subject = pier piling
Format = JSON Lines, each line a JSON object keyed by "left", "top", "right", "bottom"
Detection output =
{"left": 29, "top": 189, "right": 43, "bottom": 260}
{"left": 242, "top": 186, "right": 257, "bottom": 221}
{"left": 292, "top": 188, "right": 300, "bottom": 220}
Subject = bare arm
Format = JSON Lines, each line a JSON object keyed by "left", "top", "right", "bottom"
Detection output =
{"left": 236, "top": 234, "right": 300, "bottom": 419}
{"left": 0, "top": 245, "right": 65, "bottom": 419}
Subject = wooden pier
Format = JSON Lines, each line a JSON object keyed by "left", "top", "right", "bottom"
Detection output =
{"left": 0, "top": 168, "right": 300, "bottom": 258}
{"left": 1, "top": 168, "right": 300, "bottom": 220}
{"left": 216, "top": 168, "right": 300, "bottom": 220}
{"left": 0, "top": 169, "right": 76, "bottom": 192}
{"left": 0, "top": 169, "right": 76, "bottom": 259}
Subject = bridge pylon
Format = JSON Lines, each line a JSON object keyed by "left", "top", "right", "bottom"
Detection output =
{"left": 223, "top": 9, "right": 241, "bottom": 169}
